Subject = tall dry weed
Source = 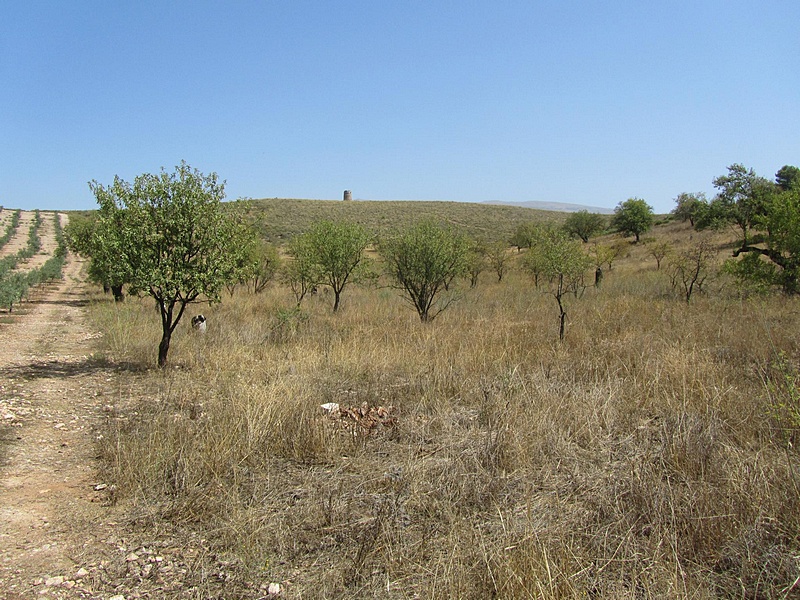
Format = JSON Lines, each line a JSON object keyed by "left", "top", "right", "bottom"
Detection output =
{"left": 89, "top": 246, "right": 800, "bottom": 598}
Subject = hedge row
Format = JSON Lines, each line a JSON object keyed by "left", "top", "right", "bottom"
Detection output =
{"left": 0, "top": 209, "right": 22, "bottom": 250}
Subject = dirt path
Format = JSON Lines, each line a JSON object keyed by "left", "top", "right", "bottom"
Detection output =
{"left": 0, "top": 220, "right": 237, "bottom": 600}
{"left": 0, "top": 246, "right": 120, "bottom": 599}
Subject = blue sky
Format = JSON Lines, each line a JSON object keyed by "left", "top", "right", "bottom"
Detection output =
{"left": 2, "top": 1, "right": 798, "bottom": 213}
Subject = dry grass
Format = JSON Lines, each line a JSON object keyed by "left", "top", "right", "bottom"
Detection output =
{"left": 89, "top": 224, "right": 800, "bottom": 598}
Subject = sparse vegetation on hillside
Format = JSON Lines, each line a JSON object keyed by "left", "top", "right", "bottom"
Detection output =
{"left": 248, "top": 198, "right": 562, "bottom": 244}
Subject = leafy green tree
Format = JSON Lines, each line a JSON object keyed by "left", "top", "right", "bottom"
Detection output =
{"left": 563, "top": 210, "right": 606, "bottom": 243}
{"left": 66, "top": 212, "right": 130, "bottom": 300}
{"left": 727, "top": 182, "right": 800, "bottom": 294}
{"left": 0, "top": 271, "right": 28, "bottom": 312}
{"left": 295, "top": 220, "right": 372, "bottom": 312}
{"left": 524, "top": 228, "right": 592, "bottom": 340}
{"left": 612, "top": 198, "right": 654, "bottom": 243}
{"left": 775, "top": 165, "right": 800, "bottom": 191}
{"left": 380, "top": 220, "right": 470, "bottom": 322}
{"left": 671, "top": 192, "right": 707, "bottom": 227}
{"left": 510, "top": 222, "right": 541, "bottom": 251}
{"left": 88, "top": 162, "right": 255, "bottom": 367}
{"left": 709, "top": 163, "right": 775, "bottom": 248}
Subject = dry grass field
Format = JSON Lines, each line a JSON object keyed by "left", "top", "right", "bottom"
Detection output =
{"left": 86, "top": 216, "right": 800, "bottom": 598}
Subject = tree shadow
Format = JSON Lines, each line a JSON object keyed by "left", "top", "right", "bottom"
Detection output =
{"left": 27, "top": 297, "right": 92, "bottom": 308}
{"left": 0, "top": 355, "right": 143, "bottom": 382}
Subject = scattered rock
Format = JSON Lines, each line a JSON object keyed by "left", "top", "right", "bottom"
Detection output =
{"left": 74, "top": 567, "right": 89, "bottom": 579}
{"left": 44, "top": 575, "right": 64, "bottom": 587}
{"left": 268, "top": 582, "right": 282, "bottom": 595}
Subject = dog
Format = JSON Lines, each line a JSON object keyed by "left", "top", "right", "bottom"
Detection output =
{"left": 191, "top": 314, "right": 207, "bottom": 333}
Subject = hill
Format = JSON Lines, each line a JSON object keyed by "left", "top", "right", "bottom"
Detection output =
{"left": 483, "top": 199, "right": 615, "bottom": 214}
{"left": 247, "top": 198, "right": 565, "bottom": 243}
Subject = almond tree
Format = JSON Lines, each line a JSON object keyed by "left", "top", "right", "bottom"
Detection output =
{"left": 292, "top": 220, "right": 372, "bottom": 312}
{"left": 563, "top": 210, "right": 606, "bottom": 243}
{"left": 668, "top": 240, "right": 715, "bottom": 303}
{"left": 88, "top": 162, "right": 255, "bottom": 367}
{"left": 525, "top": 228, "right": 592, "bottom": 340}
{"left": 380, "top": 220, "right": 470, "bottom": 322}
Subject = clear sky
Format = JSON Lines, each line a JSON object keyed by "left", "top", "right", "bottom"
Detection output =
{"left": 2, "top": 1, "right": 798, "bottom": 214}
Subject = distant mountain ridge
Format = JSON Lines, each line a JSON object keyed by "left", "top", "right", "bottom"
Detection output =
{"left": 482, "top": 200, "right": 614, "bottom": 214}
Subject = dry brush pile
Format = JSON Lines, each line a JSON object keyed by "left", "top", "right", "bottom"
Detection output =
{"left": 89, "top": 240, "right": 800, "bottom": 598}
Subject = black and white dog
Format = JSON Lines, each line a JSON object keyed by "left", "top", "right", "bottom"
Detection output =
{"left": 191, "top": 314, "right": 207, "bottom": 333}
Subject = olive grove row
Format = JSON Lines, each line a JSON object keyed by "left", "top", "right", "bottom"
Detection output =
{"left": 0, "top": 211, "right": 67, "bottom": 312}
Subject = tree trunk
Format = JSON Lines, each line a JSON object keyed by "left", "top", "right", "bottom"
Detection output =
{"left": 595, "top": 267, "right": 603, "bottom": 287}
{"left": 111, "top": 284, "right": 124, "bottom": 302}
{"left": 158, "top": 329, "right": 171, "bottom": 368}
{"left": 333, "top": 289, "right": 341, "bottom": 312}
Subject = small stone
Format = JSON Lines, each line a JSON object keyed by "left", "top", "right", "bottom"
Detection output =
{"left": 45, "top": 576, "right": 64, "bottom": 587}
{"left": 126, "top": 552, "right": 139, "bottom": 562}
{"left": 268, "top": 582, "right": 282, "bottom": 595}
{"left": 94, "top": 483, "right": 108, "bottom": 491}
{"left": 74, "top": 567, "right": 89, "bottom": 579}
{"left": 109, "top": 596, "right": 126, "bottom": 600}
